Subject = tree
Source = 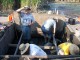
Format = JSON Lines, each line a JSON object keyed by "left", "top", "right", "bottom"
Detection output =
{"left": 1, "top": 0, "right": 14, "bottom": 10}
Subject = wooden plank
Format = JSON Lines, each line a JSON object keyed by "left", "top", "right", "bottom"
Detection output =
{"left": 9, "top": 44, "right": 55, "bottom": 49}
{"left": 0, "top": 55, "right": 80, "bottom": 59}
{"left": 66, "top": 22, "right": 80, "bottom": 44}
{"left": 67, "top": 23, "right": 80, "bottom": 34}
{"left": 67, "top": 24, "right": 75, "bottom": 34}
{"left": 41, "top": 46, "right": 55, "bottom": 49}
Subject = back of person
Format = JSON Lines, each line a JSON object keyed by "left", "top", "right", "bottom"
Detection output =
{"left": 55, "top": 19, "right": 66, "bottom": 41}
{"left": 30, "top": 44, "right": 47, "bottom": 56}
{"left": 56, "top": 19, "right": 65, "bottom": 32}
{"left": 43, "top": 19, "right": 56, "bottom": 31}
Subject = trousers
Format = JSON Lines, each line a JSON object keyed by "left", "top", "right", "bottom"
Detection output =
{"left": 21, "top": 25, "right": 31, "bottom": 41}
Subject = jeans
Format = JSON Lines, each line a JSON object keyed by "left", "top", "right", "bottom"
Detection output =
{"left": 21, "top": 25, "right": 31, "bottom": 42}
{"left": 41, "top": 26, "right": 53, "bottom": 39}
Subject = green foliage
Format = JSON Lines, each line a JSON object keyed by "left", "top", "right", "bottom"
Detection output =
{"left": 0, "top": 0, "right": 53, "bottom": 10}
{"left": 1, "top": 0, "right": 42, "bottom": 10}
{"left": 21, "top": 0, "right": 26, "bottom": 7}
{"left": 1, "top": 0, "right": 14, "bottom": 10}
{"left": 21, "top": 0, "right": 41, "bottom": 7}
{"left": 21, "top": 0, "right": 41, "bottom": 11}
{"left": 31, "top": 0, "right": 41, "bottom": 6}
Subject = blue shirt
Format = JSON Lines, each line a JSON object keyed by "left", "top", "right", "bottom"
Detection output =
{"left": 30, "top": 44, "right": 47, "bottom": 56}
{"left": 20, "top": 12, "right": 35, "bottom": 26}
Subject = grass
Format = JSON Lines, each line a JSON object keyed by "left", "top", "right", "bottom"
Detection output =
{"left": 1, "top": 0, "right": 14, "bottom": 10}
{"left": 0, "top": 0, "right": 45, "bottom": 11}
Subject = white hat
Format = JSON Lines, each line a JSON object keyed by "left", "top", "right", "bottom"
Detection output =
{"left": 19, "top": 43, "right": 29, "bottom": 55}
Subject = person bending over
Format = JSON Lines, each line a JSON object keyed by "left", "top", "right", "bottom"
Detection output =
{"left": 41, "top": 18, "right": 56, "bottom": 43}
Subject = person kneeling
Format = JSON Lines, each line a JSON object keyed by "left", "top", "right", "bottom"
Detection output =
{"left": 58, "top": 42, "right": 80, "bottom": 55}
{"left": 19, "top": 43, "right": 47, "bottom": 60}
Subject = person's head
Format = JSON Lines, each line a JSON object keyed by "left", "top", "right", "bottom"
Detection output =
{"left": 19, "top": 43, "right": 30, "bottom": 55}
{"left": 24, "top": 6, "right": 31, "bottom": 14}
{"left": 69, "top": 44, "right": 80, "bottom": 55}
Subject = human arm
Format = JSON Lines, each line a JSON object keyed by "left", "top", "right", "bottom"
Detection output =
{"left": 16, "top": 6, "right": 27, "bottom": 18}
{"left": 53, "top": 21, "right": 56, "bottom": 34}
{"left": 16, "top": 7, "right": 25, "bottom": 13}
{"left": 16, "top": 6, "right": 29, "bottom": 13}
{"left": 29, "top": 14, "right": 35, "bottom": 26}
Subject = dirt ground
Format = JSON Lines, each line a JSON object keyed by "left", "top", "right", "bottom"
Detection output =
{"left": 0, "top": 17, "right": 8, "bottom": 23}
{"left": 32, "top": 13, "right": 66, "bottom": 26}
{"left": 0, "top": 12, "right": 66, "bottom": 33}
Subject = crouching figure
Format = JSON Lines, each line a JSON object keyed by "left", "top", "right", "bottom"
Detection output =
{"left": 58, "top": 42, "right": 80, "bottom": 55}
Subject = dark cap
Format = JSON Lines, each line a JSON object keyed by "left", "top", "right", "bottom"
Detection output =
{"left": 24, "top": 6, "right": 31, "bottom": 11}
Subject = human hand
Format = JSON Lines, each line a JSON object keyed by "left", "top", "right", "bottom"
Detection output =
{"left": 58, "top": 49, "right": 64, "bottom": 55}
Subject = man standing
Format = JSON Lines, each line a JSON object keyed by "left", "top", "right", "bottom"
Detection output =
{"left": 41, "top": 18, "right": 56, "bottom": 43}
{"left": 17, "top": 6, "right": 35, "bottom": 43}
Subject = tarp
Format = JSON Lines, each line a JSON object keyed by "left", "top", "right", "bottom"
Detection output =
{"left": 0, "top": 24, "right": 15, "bottom": 55}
